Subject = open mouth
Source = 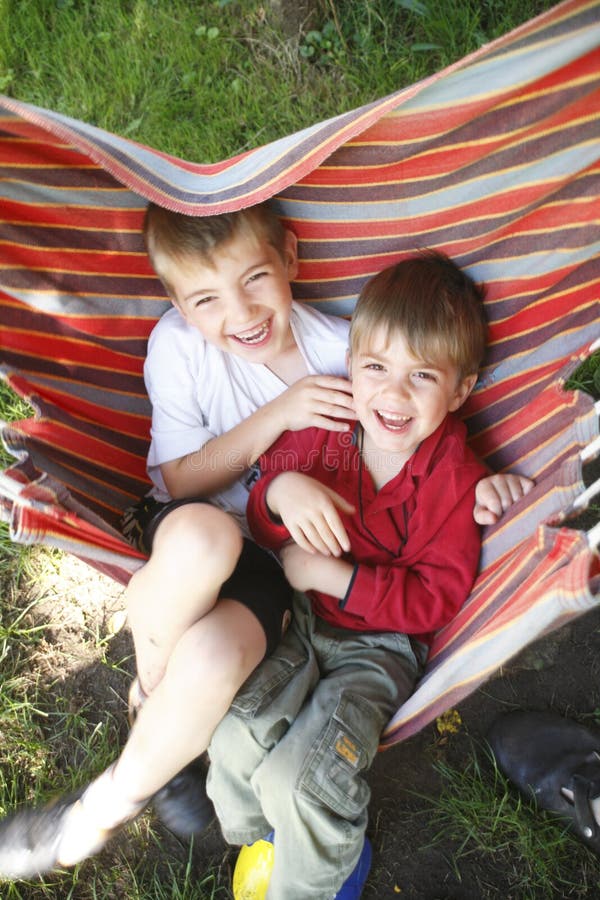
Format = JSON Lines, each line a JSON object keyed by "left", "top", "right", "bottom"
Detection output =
{"left": 232, "top": 318, "right": 272, "bottom": 346}
{"left": 375, "top": 410, "right": 412, "bottom": 431}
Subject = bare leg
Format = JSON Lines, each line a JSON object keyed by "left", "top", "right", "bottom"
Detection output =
{"left": 118, "top": 502, "right": 267, "bottom": 803}
{"left": 0, "top": 505, "right": 270, "bottom": 877}
{"left": 52, "top": 598, "right": 267, "bottom": 868}
{"left": 126, "top": 503, "right": 243, "bottom": 693}
{"left": 112, "top": 598, "right": 267, "bottom": 801}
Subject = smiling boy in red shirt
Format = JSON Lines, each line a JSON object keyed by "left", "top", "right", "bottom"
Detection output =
{"left": 206, "top": 251, "right": 489, "bottom": 900}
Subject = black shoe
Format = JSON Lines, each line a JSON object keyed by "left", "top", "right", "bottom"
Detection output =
{"left": 488, "top": 710, "right": 600, "bottom": 852}
{"left": 152, "top": 756, "right": 215, "bottom": 838}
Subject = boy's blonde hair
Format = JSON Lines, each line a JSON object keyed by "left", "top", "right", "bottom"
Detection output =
{"left": 349, "top": 251, "right": 487, "bottom": 380}
{"left": 143, "top": 202, "right": 287, "bottom": 290}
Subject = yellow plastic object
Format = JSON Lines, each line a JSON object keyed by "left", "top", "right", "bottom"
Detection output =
{"left": 232, "top": 835, "right": 275, "bottom": 900}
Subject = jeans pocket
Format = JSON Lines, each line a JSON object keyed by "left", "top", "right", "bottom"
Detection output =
{"left": 231, "top": 643, "right": 308, "bottom": 719}
{"left": 298, "top": 691, "right": 385, "bottom": 819}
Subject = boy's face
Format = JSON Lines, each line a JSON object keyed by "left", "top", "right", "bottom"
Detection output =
{"left": 159, "top": 229, "right": 299, "bottom": 363}
{"left": 348, "top": 327, "right": 476, "bottom": 459}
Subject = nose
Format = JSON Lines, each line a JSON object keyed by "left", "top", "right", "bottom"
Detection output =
{"left": 226, "top": 289, "right": 256, "bottom": 326}
{"left": 385, "top": 375, "right": 411, "bottom": 400}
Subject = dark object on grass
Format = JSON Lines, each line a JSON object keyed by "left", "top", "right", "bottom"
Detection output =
{"left": 153, "top": 755, "right": 215, "bottom": 838}
{"left": 488, "top": 710, "right": 600, "bottom": 852}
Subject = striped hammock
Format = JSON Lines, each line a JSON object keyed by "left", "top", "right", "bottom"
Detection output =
{"left": 1, "top": 0, "right": 599, "bottom": 748}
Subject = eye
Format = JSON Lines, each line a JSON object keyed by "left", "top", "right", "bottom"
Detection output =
{"left": 364, "top": 362, "right": 385, "bottom": 372}
{"left": 193, "top": 295, "right": 217, "bottom": 308}
{"left": 246, "top": 270, "right": 268, "bottom": 285}
{"left": 413, "top": 370, "right": 437, "bottom": 382}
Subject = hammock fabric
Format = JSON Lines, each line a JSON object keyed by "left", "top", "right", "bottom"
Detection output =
{"left": 1, "top": 0, "right": 599, "bottom": 747}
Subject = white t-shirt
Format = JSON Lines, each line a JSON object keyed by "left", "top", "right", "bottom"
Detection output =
{"left": 144, "top": 301, "right": 350, "bottom": 533}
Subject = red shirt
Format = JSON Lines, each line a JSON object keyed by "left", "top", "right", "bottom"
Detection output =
{"left": 247, "top": 416, "right": 487, "bottom": 646}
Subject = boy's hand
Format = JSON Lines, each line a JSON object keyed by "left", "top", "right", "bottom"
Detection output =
{"left": 280, "top": 542, "right": 354, "bottom": 597}
{"left": 266, "top": 472, "right": 355, "bottom": 556}
{"left": 474, "top": 473, "right": 534, "bottom": 525}
{"left": 274, "top": 375, "right": 356, "bottom": 433}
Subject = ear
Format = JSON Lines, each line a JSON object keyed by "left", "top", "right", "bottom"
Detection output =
{"left": 448, "top": 373, "right": 477, "bottom": 412}
{"left": 283, "top": 228, "right": 299, "bottom": 281}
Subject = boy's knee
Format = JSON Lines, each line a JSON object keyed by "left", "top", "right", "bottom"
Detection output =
{"left": 153, "top": 504, "right": 243, "bottom": 573}
{"left": 168, "top": 618, "right": 256, "bottom": 700}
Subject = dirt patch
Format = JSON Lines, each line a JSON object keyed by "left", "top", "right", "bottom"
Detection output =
{"left": 28, "top": 554, "right": 132, "bottom": 724}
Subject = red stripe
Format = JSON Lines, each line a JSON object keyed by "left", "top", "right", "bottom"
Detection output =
{"left": 287, "top": 183, "right": 577, "bottom": 241}
{"left": 15, "top": 504, "right": 145, "bottom": 559}
{"left": 0, "top": 197, "right": 146, "bottom": 231}
{"left": 0, "top": 296, "right": 159, "bottom": 340}
{"left": 302, "top": 100, "right": 599, "bottom": 187}
{"left": 467, "top": 360, "right": 559, "bottom": 415}
{"left": 0, "top": 326, "right": 144, "bottom": 374}
{"left": 471, "top": 387, "right": 582, "bottom": 458}
{"left": 352, "top": 49, "right": 599, "bottom": 148}
{"left": 491, "top": 288, "right": 599, "bottom": 343}
{"left": 2, "top": 243, "right": 157, "bottom": 277}
{"left": 11, "top": 418, "right": 147, "bottom": 479}
{"left": 0, "top": 138, "right": 101, "bottom": 168}
{"left": 7, "top": 373, "right": 151, "bottom": 441}
{"left": 485, "top": 262, "right": 600, "bottom": 306}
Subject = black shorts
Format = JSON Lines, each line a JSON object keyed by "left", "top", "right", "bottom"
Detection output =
{"left": 121, "top": 496, "right": 293, "bottom": 657}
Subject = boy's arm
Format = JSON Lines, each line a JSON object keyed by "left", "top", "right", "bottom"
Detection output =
{"left": 247, "top": 425, "right": 363, "bottom": 557}
{"left": 160, "top": 375, "right": 355, "bottom": 499}
{"left": 252, "top": 448, "right": 484, "bottom": 637}
{"left": 302, "top": 465, "right": 484, "bottom": 637}
{"left": 280, "top": 542, "right": 354, "bottom": 596}
{"left": 278, "top": 474, "right": 481, "bottom": 638}
{"left": 248, "top": 464, "right": 355, "bottom": 557}
{"left": 342, "top": 471, "right": 482, "bottom": 635}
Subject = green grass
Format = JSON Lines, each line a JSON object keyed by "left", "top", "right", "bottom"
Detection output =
{"left": 1, "top": 0, "right": 557, "bottom": 162}
{"left": 422, "top": 748, "right": 600, "bottom": 899}
{"left": 566, "top": 351, "right": 600, "bottom": 399}
{"left": 0, "top": 835, "right": 224, "bottom": 900}
{"left": 0, "top": 0, "right": 594, "bottom": 897}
